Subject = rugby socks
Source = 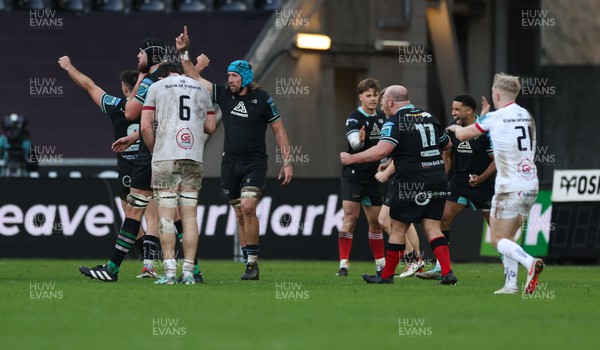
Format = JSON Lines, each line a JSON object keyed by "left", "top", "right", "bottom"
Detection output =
{"left": 241, "top": 247, "right": 248, "bottom": 264}
{"left": 381, "top": 244, "right": 405, "bottom": 279}
{"left": 500, "top": 254, "right": 518, "bottom": 289}
{"left": 143, "top": 235, "right": 160, "bottom": 270}
{"left": 368, "top": 231, "right": 385, "bottom": 260}
{"left": 164, "top": 259, "right": 177, "bottom": 279}
{"left": 338, "top": 231, "right": 353, "bottom": 263}
{"left": 182, "top": 259, "right": 195, "bottom": 278}
{"left": 175, "top": 221, "right": 200, "bottom": 274}
{"left": 496, "top": 238, "right": 534, "bottom": 269}
{"left": 108, "top": 218, "right": 141, "bottom": 273}
{"left": 429, "top": 236, "right": 451, "bottom": 275}
{"left": 246, "top": 245, "right": 259, "bottom": 264}
{"left": 134, "top": 236, "right": 145, "bottom": 260}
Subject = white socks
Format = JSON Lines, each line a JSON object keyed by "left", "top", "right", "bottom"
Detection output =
{"left": 164, "top": 259, "right": 177, "bottom": 279}
{"left": 500, "top": 254, "right": 519, "bottom": 289}
{"left": 496, "top": 238, "right": 534, "bottom": 269}
{"left": 340, "top": 259, "right": 349, "bottom": 269}
{"left": 375, "top": 258, "right": 385, "bottom": 272}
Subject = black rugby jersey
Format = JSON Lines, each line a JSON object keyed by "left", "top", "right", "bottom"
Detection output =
{"left": 447, "top": 117, "right": 495, "bottom": 189}
{"left": 212, "top": 84, "right": 280, "bottom": 162}
{"left": 380, "top": 104, "right": 449, "bottom": 184}
{"left": 341, "top": 107, "right": 386, "bottom": 180}
{"left": 100, "top": 93, "right": 138, "bottom": 169}
{"left": 134, "top": 70, "right": 161, "bottom": 156}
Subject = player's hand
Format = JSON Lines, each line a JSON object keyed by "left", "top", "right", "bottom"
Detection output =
{"left": 340, "top": 152, "right": 353, "bottom": 165}
{"left": 176, "top": 25, "right": 191, "bottom": 52}
{"left": 195, "top": 54, "right": 210, "bottom": 73}
{"left": 469, "top": 174, "right": 482, "bottom": 187}
{"left": 480, "top": 96, "right": 490, "bottom": 116}
{"left": 377, "top": 163, "right": 387, "bottom": 172}
{"left": 136, "top": 72, "right": 148, "bottom": 83}
{"left": 446, "top": 124, "right": 459, "bottom": 133}
{"left": 278, "top": 163, "right": 293, "bottom": 185}
{"left": 111, "top": 136, "right": 136, "bottom": 153}
{"left": 58, "top": 56, "right": 72, "bottom": 70}
{"left": 374, "top": 171, "right": 390, "bottom": 183}
{"left": 358, "top": 125, "right": 366, "bottom": 143}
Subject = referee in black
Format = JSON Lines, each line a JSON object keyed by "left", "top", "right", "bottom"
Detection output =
{"left": 176, "top": 26, "right": 294, "bottom": 280}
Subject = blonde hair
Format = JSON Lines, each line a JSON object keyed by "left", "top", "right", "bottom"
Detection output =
{"left": 493, "top": 73, "right": 521, "bottom": 99}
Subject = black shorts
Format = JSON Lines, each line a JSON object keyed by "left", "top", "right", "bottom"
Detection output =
{"left": 117, "top": 159, "right": 134, "bottom": 201}
{"left": 340, "top": 176, "right": 383, "bottom": 207}
{"left": 130, "top": 153, "right": 152, "bottom": 192}
{"left": 448, "top": 183, "right": 494, "bottom": 210}
{"left": 221, "top": 158, "right": 267, "bottom": 200}
{"left": 389, "top": 182, "right": 448, "bottom": 223}
{"left": 382, "top": 177, "right": 396, "bottom": 207}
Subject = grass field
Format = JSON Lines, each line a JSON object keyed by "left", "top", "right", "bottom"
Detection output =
{"left": 0, "top": 259, "right": 598, "bottom": 350}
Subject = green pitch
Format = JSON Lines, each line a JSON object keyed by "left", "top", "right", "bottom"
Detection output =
{"left": 0, "top": 260, "right": 598, "bottom": 350}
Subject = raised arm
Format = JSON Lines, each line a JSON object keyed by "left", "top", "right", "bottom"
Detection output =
{"left": 446, "top": 124, "right": 484, "bottom": 141}
{"left": 176, "top": 25, "right": 213, "bottom": 95}
{"left": 124, "top": 72, "right": 147, "bottom": 121}
{"left": 58, "top": 56, "right": 105, "bottom": 107}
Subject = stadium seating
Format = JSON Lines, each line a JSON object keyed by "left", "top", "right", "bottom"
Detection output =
{"left": 215, "top": 0, "right": 247, "bottom": 11}
{"left": 134, "top": 0, "right": 166, "bottom": 12}
{"left": 15, "top": 0, "right": 53, "bottom": 10}
{"left": 254, "top": 0, "right": 281, "bottom": 11}
{"left": 56, "top": 0, "right": 93, "bottom": 12}
{"left": 174, "top": 0, "right": 208, "bottom": 12}
{"left": 95, "top": 0, "right": 130, "bottom": 12}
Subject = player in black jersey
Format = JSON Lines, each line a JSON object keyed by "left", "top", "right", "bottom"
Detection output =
{"left": 417, "top": 95, "right": 496, "bottom": 280}
{"left": 58, "top": 56, "right": 139, "bottom": 202}
{"left": 340, "top": 85, "right": 457, "bottom": 285}
{"left": 337, "top": 78, "right": 386, "bottom": 276}
{"left": 176, "top": 26, "right": 293, "bottom": 280}
{"left": 79, "top": 38, "right": 170, "bottom": 282}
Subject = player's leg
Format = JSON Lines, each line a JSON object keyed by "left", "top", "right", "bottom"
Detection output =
{"left": 490, "top": 192, "right": 544, "bottom": 294}
{"left": 338, "top": 200, "right": 360, "bottom": 275}
{"left": 178, "top": 160, "right": 203, "bottom": 285}
{"left": 138, "top": 198, "right": 160, "bottom": 278}
{"left": 422, "top": 218, "right": 456, "bottom": 285}
{"left": 78, "top": 187, "right": 151, "bottom": 282}
{"left": 362, "top": 204, "right": 385, "bottom": 274}
{"left": 240, "top": 193, "right": 260, "bottom": 280}
{"left": 362, "top": 218, "right": 409, "bottom": 284}
{"left": 174, "top": 204, "right": 203, "bottom": 283}
{"left": 398, "top": 224, "right": 424, "bottom": 278}
{"left": 154, "top": 190, "right": 178, "bottom": 284}
{"left": 231, "top": 200, "right": 247, "bottom": 262}
{"left": 337, "top": 176, "right": 361, "bottom": 275}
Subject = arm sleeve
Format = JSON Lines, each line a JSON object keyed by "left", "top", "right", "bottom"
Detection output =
{"left": 100, "top": 93, "right": 122, "bottom": 115}
{"left": 142, "top": 84, "right": 157, "bottom": 110}
{"left": 134, "top": 77, "right": 154, "bottom": 105}
{"left": 212, "top": 83, "right": 224, "bottom": 104}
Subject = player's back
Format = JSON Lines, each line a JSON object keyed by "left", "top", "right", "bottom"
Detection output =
{"left": 478, "top": 103, "right": 537, "bottom": 192}
{"left": 150, "top": 75, "right": 212, "bottom": 163}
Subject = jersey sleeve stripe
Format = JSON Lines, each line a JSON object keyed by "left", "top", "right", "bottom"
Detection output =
{"left": 100, "top": 93, "right": 107, "bottom": 113}
{"left": 142, "top": 106, "right": 155, "bottom": 111}
{"left": 268, "top": 115, "right": 281, "bottom": 124}
{"left": 475, "top": 123, "right": 486, "bottom": 133}
{"left": 346, "top": 130, "right": 359, "bottom": 136}
{"left": 380, "top": 137, "right": 398, "bottom": 146}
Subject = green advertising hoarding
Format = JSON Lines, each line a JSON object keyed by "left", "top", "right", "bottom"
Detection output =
{"left": 480, "top": 190, "right": 552, "bottom": 257}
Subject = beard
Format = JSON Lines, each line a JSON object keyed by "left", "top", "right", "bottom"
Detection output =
{"left": 138, "top": 62, "right": 149, "bottom": 73}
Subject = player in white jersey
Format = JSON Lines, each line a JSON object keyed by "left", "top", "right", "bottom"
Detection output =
{"left": 141, "top": 62, "right": 216, "bottom": 285}
{"left": 447, "top": 73, "right": 544, "bottom": 295}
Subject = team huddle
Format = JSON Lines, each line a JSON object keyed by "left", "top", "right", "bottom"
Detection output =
{"left": 59, "top": 25, "right": 544, "bottom": 293}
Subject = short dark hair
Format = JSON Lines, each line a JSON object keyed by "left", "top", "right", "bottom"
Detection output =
{"left": 155, "top": 62, "right": 183, "bottom": 78}
{"left": 453, "top": 94, "right": 477, "bottom": 110}
{"left": 119, "top": 69, "right": 139, "bottom": 90}
{"left": 357, "top": 78, "right": 380, "bottom": 95}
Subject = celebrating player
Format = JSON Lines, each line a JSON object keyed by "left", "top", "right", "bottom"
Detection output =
{"left": 447, "top": 73, "right": 543, "bottom": 294}
{"left": 340, "top": 85, "right": 457, "bottom": 285}
{"left": 337, "top": 78, "right": 386, "bottom": 276}
{"left": 176, "top": 26, "right": 293, "bottom": 280}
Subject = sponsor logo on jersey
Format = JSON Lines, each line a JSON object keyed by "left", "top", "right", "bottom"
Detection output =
{"left": 457, "top": 141, "right": 473, "bottom": 154}
{"left": 370, "top": 123, "right": 381, "bottom": 140}
{"left": 176, "top": 128, "right": 194, "bottom": 150}
{"left": 518, "top": 158, "right": 536, "bottom": 180}
{"left": 231, "top": 101, "right": 248, "bottom": 118}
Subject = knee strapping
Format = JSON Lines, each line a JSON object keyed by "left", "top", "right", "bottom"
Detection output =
{"left": 241, "top": 186, "right": 262, "bottom": 199}
{"left": 178, "top": 191, "right": 199, "bottom": 207}
{"left": 126, "top": 192, "right": 152, "bottom": 208}
{"left": 156, "top": 190, "right": 178, "bottom": 208}
{"left": 159, "top": 217, "right": 175, "bottom": 235}
{"left": 229, "top": 198, "right": 241, "bottom": 209}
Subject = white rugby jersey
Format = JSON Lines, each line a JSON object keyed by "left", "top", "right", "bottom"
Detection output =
{"left": 143, "top": 75, "right": 214, "bottom": 162}
{"left": 475, "top": 102, "right": 538, "bottom": 193}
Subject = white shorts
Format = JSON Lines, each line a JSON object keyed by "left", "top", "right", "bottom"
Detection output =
{"left": 490, "top": 191, "right": 538, "bottom": 219}
{"left": 151, "top": 160, "right": 203, "bottom": 191}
